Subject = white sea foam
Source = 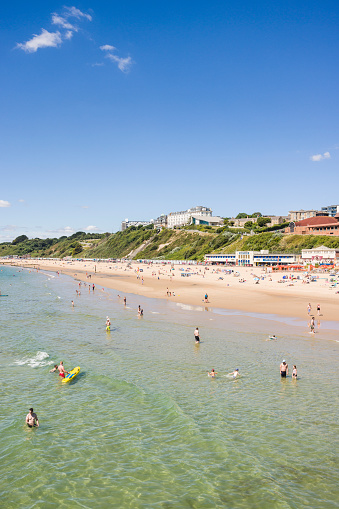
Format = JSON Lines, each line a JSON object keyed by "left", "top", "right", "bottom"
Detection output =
{"left": 15, "top": 351, "right": 53, "bottom": 368}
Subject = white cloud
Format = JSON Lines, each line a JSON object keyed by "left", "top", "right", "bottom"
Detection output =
{"left": 107, "top": 54, "right": 132, "bottom": 72}
{"left": 81, "top": 205, "right": 89, "bottom": 209}
{"left": 0, "top": 200, "right": 11, "bottom": 207}
{"left": 17, "top": 7, "right": 92, "bottom": 54}
{"left": 64, "top": 30, "right": 74, "bottom": 40}
{"left": 18, "top": 199, "right": 25, "bottom": 203}
{"left": 64, "top": 6, "right": 92, "bottom": 21}
{"left": 52, "top": 13, "right": 76, "bottom": 30}
{"left": 310, "top": 151, "right": 331, "bottom": 162}
{"left": 85, "top": 225, "right": 100, "bottom": 231}
{"left": 100, "top": 44, "right": 116, "bottom": 51}
{"left": 16, "top": 29, "right": 62, "bottom": 53}
{"left": 100, "top": 44, "right": 133, "bottom": 72}
{"left": 91, "top": 62, "right": 104, "bottom": 67}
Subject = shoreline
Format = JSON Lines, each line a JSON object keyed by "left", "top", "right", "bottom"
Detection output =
{"left": 2, "top": 258, "right": 339, "bottom": 324}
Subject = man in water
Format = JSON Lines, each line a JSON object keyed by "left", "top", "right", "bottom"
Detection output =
{"left": 280, "top": 360, "right": 288, "bottom": 377}
{"left": 26, "top": 408, "right": 39, "bottom": 428}
{"left": 229, "top": 368, "right": 240, "bottom": 378}
{"left": 194, "top": 327, "right": 200, "bottom": 343}
{"left": 58, "top": 361, "right": 69, "bottom": 379}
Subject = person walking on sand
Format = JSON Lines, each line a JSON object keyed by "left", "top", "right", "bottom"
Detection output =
{"left": 26, "top": 408, "right": 39, "bottom": 428}
{"left": 194, "top": 327, "right": 200, "bottom": 343}
{"left": 280, "top": 360, "right": 288, "bottom": 378}
{"left": 317, "top": 303, "right": 321, "bottom": 316}
{"left": 307, "top": 303, "right": 311, "bottom": 315}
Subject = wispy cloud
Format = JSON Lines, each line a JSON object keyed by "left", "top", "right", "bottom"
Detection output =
{"left": 81, "top": 205, "right": 89, "bottom": 209}
{"left": 310, "top": 151, "right": 331, "bottom": 162}
{"left": 16, "top": 6, "right": 92, "bottom": 53}
{"left": 52, "top": 13, "right": 76, "bottom": 31}
{"left": 85, "top": 225, "right": 100, "bottom": 231}
{"left": 16, "top": 8, "right": 134, "bottom": 72}
{"left": 100, "top": 45, "right": 133, "bottom": 72}
{"left": 100, "top": 44, "right": 115, "bottom": 51}
{"left": 64, "top": 6, "right": 92, "bottom": 21}
{"left": 0, "top": 200, "right": 11, "bottom": 208}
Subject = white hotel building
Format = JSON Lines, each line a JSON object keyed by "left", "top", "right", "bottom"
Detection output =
{"left": 167, "top": 206, "right": 212, "bottom": 228}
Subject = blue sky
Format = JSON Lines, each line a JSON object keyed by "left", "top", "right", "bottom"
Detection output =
{"left": 1, "top": 0, "right": 338, "bottom": 241}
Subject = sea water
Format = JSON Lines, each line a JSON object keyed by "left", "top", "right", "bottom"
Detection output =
{"left": 0, "top": 265, "right": 338, "bottom": 509}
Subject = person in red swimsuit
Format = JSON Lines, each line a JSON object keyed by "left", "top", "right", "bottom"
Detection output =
{"left": 57, "top": 361, "right": 69, "bottom": 378}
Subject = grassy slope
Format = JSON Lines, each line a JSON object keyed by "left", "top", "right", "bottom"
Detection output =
{"left": 2, "top": 228, "right": 339, "bottom": 261}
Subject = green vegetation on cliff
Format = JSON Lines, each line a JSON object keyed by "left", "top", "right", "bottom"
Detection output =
{"left": 2, "top": 226, "right": 339, "bottom": 261}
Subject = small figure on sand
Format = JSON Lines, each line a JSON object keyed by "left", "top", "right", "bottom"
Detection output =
{"left": 307, "top": 303, "right": 311, "bottom": 315}
{"left": 208, "top": 369, "right": 217, "bottom": 377}
{"left": 317, "top": 303, "right": 321, "bottom": 316}
{"left": 280, "top": 360, "right": 288, "bottom": 378}
{"left": 194, "top": 327, "right": 200, "bottom": 343}
{"left": 268, "top": 335, "right": 277, "bottom": 340}
{"left": 26, "top": 408, "right": 39, "bottom": 428}
{"left": 204, "top": 293, "right": 209, "bottom": 303}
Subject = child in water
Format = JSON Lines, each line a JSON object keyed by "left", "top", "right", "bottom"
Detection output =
{"left": 229, "top": 368, "right": 240, "bottom": 378}
{"left": 208, "top": 369, "right": 217, "bottom": 377}
{"left": 292, "top": 365, "right": 297, "bottom": 379}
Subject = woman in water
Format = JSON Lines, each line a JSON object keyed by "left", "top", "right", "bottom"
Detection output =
{"left": 292, "top": 365, "right": 297, "bottom": 379}
{"left": 208, "top": 369, "right": 217, "bottom": 377}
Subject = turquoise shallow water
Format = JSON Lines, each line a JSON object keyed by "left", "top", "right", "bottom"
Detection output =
{"left": 0, "top": 265, "right": 338, "bottom": 509}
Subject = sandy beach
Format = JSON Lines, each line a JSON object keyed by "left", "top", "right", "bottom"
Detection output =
{"left": 2, "top": 258, "right": 339, "bottom": 323}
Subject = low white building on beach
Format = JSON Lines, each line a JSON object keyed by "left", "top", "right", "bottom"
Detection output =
{"left": 205, "top": 250, "right": 299, "bottom": 266}
{"left": 301, "top": 246, "right": 338, "bottom": 264}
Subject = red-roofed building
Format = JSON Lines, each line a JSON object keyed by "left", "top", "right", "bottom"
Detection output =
{"left": 285, "top": 215, "right": 339, "bottom": 236}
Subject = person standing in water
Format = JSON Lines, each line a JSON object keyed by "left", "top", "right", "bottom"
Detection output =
{"left": 106, "top": 316, "right": 111, "bottom": 329}
{"left": 26, "top": 408, "right": 39, "bottom": 428}
{"left": 280, "top": 360, "right": 288, "bottom": 378}
{"left": 292, "top": 365, "right": 298, "bottom": 379}
{"left": 229, "top": 368, "right": 240, "bottom": 378}
{"left": 194, "top": 327, "right": 200, "bottom": 343}
{"left": 208, "top": 369, "right": 217, "bottom": 377}
{"left": 58, "top": 361, "right": 69, "bottom": 379}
